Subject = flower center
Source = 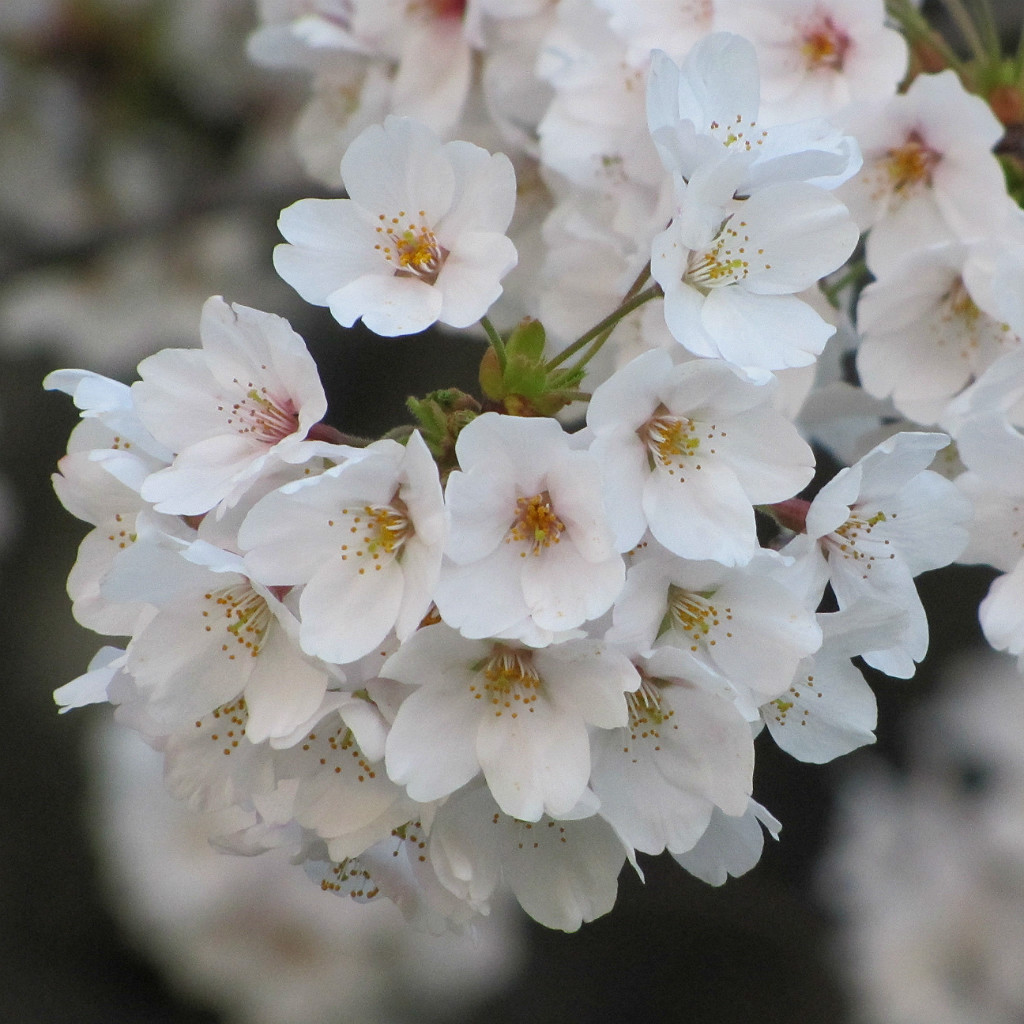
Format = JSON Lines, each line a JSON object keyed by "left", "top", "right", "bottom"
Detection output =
{"left": 642, "top": 410, "right": 700, "bottom": 473}
{"left": 331, "top": 500, "right": 412, "bottom": 575}
{"left": 505, "top": 491, "right": 566, "bottom": 556}
{"left": 413, "top": 0, "right": 466, "bottom": 18}
{"left": 706, "top": 115, "right": 768, "bottom": 153}
{"left": 664, "top": 585, "right": 733, "bottom": 653}
{"left": 474, "top": 645, "right": 543, "bottom": 717}
{"left": 203, "top": 585, "right": 273, "bottom": 659}
{"left": 374, "top": 211, "right": 448, "bottom": 284}
{"left": 192, "top": 696, "right": 248, "bottom": 758}
{"left": 684, "top": 215, "right": 769, "bottom": 290}
{"left": 886, "top": 132, "right": 940, "bottom": 193}
{"left": 800, "top": 13, "right": 851, "bottom": 70}
{"left": 826, "top": 509, "right": 896, "bottom": 570}
{"left": 220, "top": 383, "right": 299, "bottom": 445}
{"left": 626, "top": 677, "right": 673, "bottom": 738}
{"left": 945, "top": 276, "right": 980, "bottom": 324}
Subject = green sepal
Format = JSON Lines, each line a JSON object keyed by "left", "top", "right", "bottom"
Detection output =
{"left": 478, "top": 318, "right": 587, "bottom": 416}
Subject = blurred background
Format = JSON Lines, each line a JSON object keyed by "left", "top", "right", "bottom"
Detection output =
{"left": 0, "top": 2, "right": 1020, "bottom": 1022}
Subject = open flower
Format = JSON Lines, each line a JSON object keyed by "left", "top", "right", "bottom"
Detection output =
{"left": 434, "top": 412, "right": 624, "bottom": 643}
{"left": 133, "top": 297, "right": 330, "bottom": 516}
{"left": 239, "top": 432, "right": 446, "bottom": 666}
{"left": 382, "top": 623, "right": 635, "bottom": 821}
{"left": 587, "top": 349, "right": 814, "bottom": 564}
{"left": 274, "top": 115, "right": 518, "bottom": 336}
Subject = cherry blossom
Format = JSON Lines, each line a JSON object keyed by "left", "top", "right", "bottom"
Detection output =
{"left": 434, "top": 412, "right": 624, "bottom": 643}
{"left": 382, "top": 623, "right": 636, "bottom": 821}
{"left": 133, "top": 297, "right": 330, "bottom": 516}
{"left": 239, "top": 432, "right": 446, "bottom": 665}
{"left": 787, "top": 432, "right": 972, "bottom": 678}
{"left": 587, "top": 349, "right": 815, "bottom": 563}
{"left": 274, "top": 116, "right": 518, "bottom": 336}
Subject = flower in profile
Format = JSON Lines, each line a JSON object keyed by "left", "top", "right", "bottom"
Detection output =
{"left": 274, "top": 116, "right": 518, "bottom": 336}
{"left": 133, "top": 297, "right": 330, "bottom": 517}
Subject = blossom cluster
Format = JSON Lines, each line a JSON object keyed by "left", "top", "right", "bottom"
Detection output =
{"left": 48, "top": 0, "right": 1024, "bottom": 932}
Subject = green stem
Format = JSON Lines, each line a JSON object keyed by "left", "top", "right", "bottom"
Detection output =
{"left": 886, "top": 0, "right": 968, "bottom": 75}
{"left": 938, "top": 0, "right": 988, "bottom": 62}
{"left": 821, "top": 260, "right": 870, "bottom": 307}
{"left": 1015, "top": 13, "right": 1024, "bottom": 76}
{"left": 479, "top": 315, "right": 506, "bottom": 373}
{"left": 973, "top": 0, "right": 1002, "bottom": 60}
{"left": 545, "top": 284, "right": 662, "bottom": 371}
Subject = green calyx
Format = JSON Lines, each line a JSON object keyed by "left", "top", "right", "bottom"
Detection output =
{"left": 479, "top": 318, "right": 586, "bottom": 417}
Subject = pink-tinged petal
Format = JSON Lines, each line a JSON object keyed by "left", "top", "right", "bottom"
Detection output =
{"left": 393, "top": 538, "right": 441, "bottom": 641}
{"left": 133, "top": 348, "right": 226, "bottom": 451}
{"left": 341, "top": 116, "right": 456, "bottom": 224}
{"left": 537, "top": 643, "right": 634, "bottom": 729}
{"left": 435, "top": 231, "right": 517, "bottom": 328}
{"left": 437, "top": 144, "right": 516, "bottom": 238}
{"left": 589, "top": 432, "right": 648, "bottom": 553}
{"left": 503, "top": 812, "right": 626, "bottom": 932}
{"left": 587, "top": 349, "right": 668, "bottom": 434}
{"left": 434, "top": 543, "right": 531, "bottom": 639}
{"left": 275, "top": 199, "right": 385, "bottom": 304}
{"left": 198, "top": 298, "right": 327, "bottom": 426}
{"left": 644, "top": 460, "right": 757, "bottom": 566}
{"left": 443, "top": 466, "right": 519, "bottom": 565}
{"left": 141, "top": 434, "right": 262, "bottom": 515}
{"left": 701, "top": 288, "right": 833, "bottom": 370}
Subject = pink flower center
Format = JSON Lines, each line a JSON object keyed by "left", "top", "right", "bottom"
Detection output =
{"left": 800, "top": 13, "right": 851, "bottom": 70}
{"left": 221, "top": 383, "right": 299, "bottom": 445}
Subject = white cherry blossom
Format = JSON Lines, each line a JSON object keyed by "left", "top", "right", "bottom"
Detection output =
{"left": 645, "top": 36, "right": 862, "bottom": 194}
{"left": 133, "top": 297, "right": 330, "bottom": 517}
{"left": 715, "top": 0, "right": 908, "bottom": 124}
{"left": 429, "top": 781, "right": 629, "bottom": 932}
{"left": 587, "top": 349, "right": 815, "bottom": 563}
{"left": 786, "top": 432, "right": 972, "bottom": 677}
{"left": 589, "top": 646, "right": 755, "bottom": 856}
{"left": 435, "top": 412, "right": 624, "bottom": 643}
{"left": 274, "top": 116, "right": 518, "bottom": 336}
{"left": 607, "top": 548, "right": 822, "bottom": 715}
{"left": 239, "top": 432, "right": 446, "bottom": 666}
{"left": 382, "top": 623, "right": 636, "bottom": 821}
{"left": 651, "top": 174, "right": 859, "bottom": 370}
{"left": 838, "top": 70, "right": 1010, "bottom": 272}
{"left": 761, "top": 601, "right": 909, "bottom": 764}
{"left": 856, "top": 241, "right": 1022, "bottom": 426}
{"left": 110, "top": 533, "right": 334, "bottom": 745}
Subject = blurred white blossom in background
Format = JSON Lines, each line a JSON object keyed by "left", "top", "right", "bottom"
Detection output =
{"left": 822, "top": 649, "right": 1024, "bottom": 1024}
{"left": 87, "top": 718, "right": 525, "bottom": 1024}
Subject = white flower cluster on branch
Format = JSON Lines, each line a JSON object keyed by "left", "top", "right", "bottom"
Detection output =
{"left": 47, "top": 0, "right": 1024, "bottom": 932}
